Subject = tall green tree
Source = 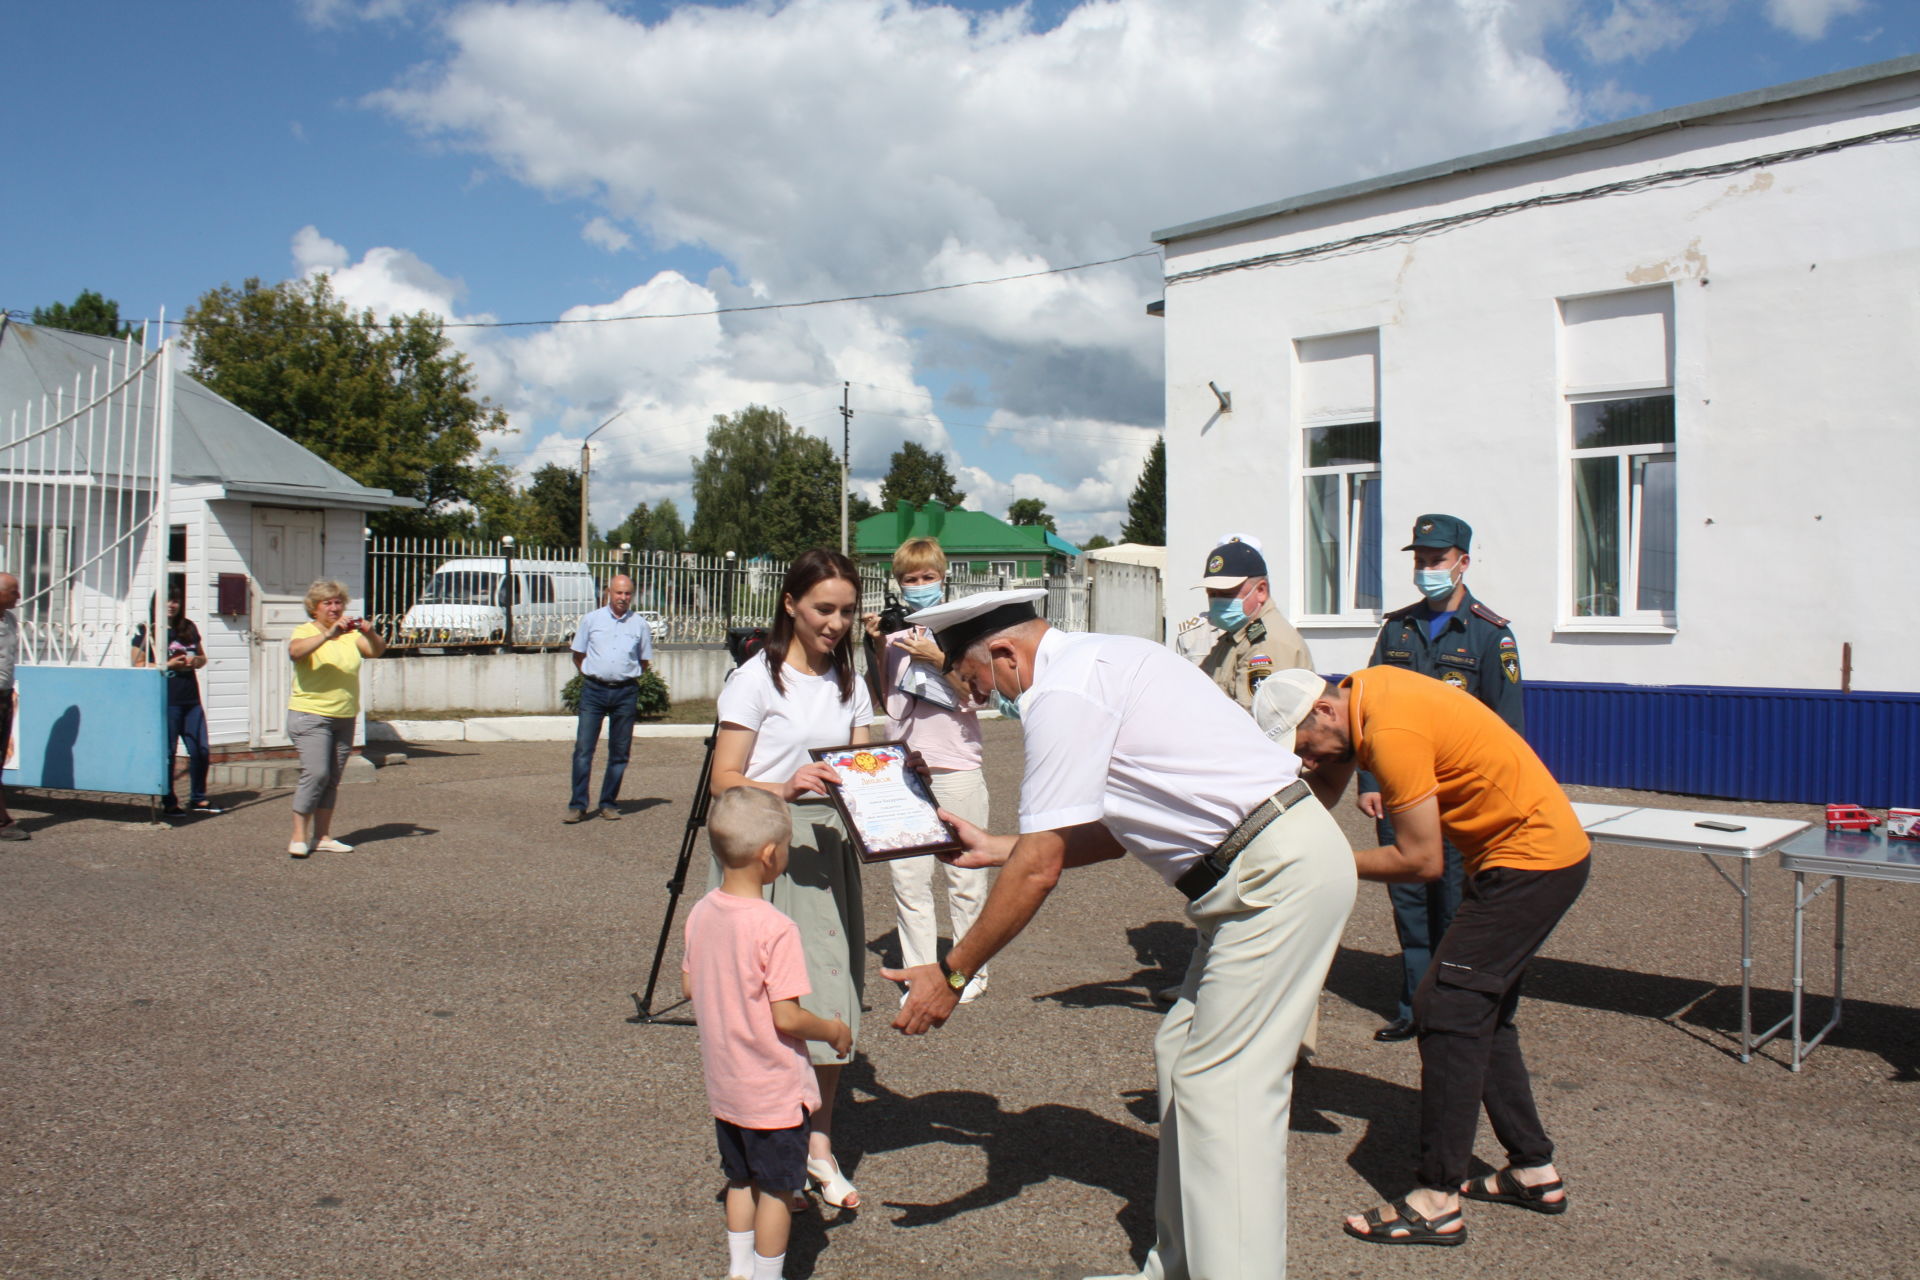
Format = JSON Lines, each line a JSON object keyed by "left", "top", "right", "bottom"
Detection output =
{"left": 1120, "top": 436, "right": 1166, "bottom": 545}
{"left": 688, "top": 405, "right": 798, "bottom": 556}
{"left": 1082, "top": 533, "right": 1115, "bottom": 551}
{"left": 184, "top": 274, "right": 511, "bottom": 536}
{"left": 518, "top": 463, "right": 585, "bottom": 547}
{"left": 760, "top": 434, "right": 845, "bottom": 559}
{"left": 848, "top": 491, "right": 880, "bottom": 524}
{"left": 33, "top": 289, "right": 144, "bottom": 341}
{"left": 878, "top": 441, "right": 966, "bottom": 509}
{"left": 1007, "top": 497, "right": 1057, "bottom": 534}
{"left": 605, "top": 500, "right": 651, "bottom": 550}
{"left": 647, "top": 498, "right": 688, "bottom": 553}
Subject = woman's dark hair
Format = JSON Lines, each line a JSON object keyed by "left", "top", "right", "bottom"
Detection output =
{"left": 164, "top": 586, "right": 200, "bottom": 648}
{"left": 764, "top": 548, "right": 861, "bottom": 702}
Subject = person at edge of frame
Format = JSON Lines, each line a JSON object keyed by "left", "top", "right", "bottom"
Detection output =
{"left": 565, "top": 573, "right": 653, "bottom": 824}
{"left": 888, "top": 588, "right": 1357, "bottom": 1280}
{"left": 1357, "top": 513, "right": 1524, "bottom": 1044}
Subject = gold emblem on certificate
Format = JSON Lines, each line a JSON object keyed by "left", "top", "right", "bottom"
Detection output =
{"left": 809, "top": 740, "right": 963, "bottom": 863}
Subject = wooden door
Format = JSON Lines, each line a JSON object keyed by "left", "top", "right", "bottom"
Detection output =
{"left": 249, "top": 507, "right": 326, "bottom": 747}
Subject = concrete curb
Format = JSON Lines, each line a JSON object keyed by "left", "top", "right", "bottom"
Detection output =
{"left": 368, "top": 718, "right": 713, "bottom": 744}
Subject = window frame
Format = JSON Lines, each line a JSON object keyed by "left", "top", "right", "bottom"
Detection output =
{"left": 1295, "top": 419, "right": 1383, "bottom": 625}
{"left": 1562, "top": 389, "right": 1677, "bottom": 631}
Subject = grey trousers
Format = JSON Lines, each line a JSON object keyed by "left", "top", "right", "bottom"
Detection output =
{"left": 287, "top": 710, "right": 354, "bottom": 814}
{"left": 1132, "top": 796, "right": 1357, "bottom": 1280}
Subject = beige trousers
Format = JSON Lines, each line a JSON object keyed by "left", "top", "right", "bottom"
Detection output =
{"left": 888, "top": 768, "right": 993, "bottom": 976}
{"left": 1120, "top": 796, "right": 1357, "bottom": 1280}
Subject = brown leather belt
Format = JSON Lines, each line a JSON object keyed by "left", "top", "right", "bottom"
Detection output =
{"left": 1174, "top": 779, "right": 1314, "bottom": 902}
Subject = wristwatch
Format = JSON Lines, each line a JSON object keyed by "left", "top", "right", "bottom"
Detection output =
{"left": 936, "top": 954, "right": 969, "bottom": 994}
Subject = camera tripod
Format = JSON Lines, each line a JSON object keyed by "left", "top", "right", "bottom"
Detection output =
{"left": 630, "top": 626, "right": 768, "bottom": 1027}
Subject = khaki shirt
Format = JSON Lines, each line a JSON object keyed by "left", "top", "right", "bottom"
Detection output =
{"left": 1171, "top": 602, "right": 1313, "bottom": 710}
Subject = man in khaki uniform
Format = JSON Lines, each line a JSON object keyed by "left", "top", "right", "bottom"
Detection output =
{"left": 1173, "top": 535, "right": 1313, "bottom": 709}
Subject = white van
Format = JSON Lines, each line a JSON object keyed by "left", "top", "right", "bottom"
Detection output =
{"left": 399, "top": 558, "right": 599, "bottom": 647}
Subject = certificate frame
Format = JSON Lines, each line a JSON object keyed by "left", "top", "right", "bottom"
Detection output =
{"left": 808, "top": 739, "right": 963, "bottom": 863}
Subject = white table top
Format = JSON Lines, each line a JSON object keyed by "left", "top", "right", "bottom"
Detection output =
{"left": 1571, "top": 802, "right": 1640, "bottom": 828}
{"left": 1578, "top": 805, "right": 1809, "bottom": 857}
{"left": 1777, "top": 826, "right": 1920, "bottom": 884}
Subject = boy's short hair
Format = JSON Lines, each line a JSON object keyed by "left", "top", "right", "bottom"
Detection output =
{"left": 708, "top": 786, "right": 792, "bottom": 867}
{"left": 892, "top": 536, "right": 947, "bottom": 580}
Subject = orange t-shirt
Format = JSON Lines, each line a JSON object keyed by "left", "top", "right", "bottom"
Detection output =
{"left": 1347, "top": 665, "right": 1588, "bottom": 874}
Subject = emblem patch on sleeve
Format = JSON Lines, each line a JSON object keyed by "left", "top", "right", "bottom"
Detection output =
{"left": 1501, "top": 650, "right": 1520, "bottom": 683}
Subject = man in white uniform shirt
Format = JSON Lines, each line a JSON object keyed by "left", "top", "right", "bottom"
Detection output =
{"left": 886, "top": 589, "right": 1357, "bottom": 1280}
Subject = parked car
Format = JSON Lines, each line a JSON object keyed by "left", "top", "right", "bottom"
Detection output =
{"left": 636, "top": 609, "right": 668, "bottom": 643}
{"left": 399, "top": 558, "right": 598, "bottom": 647}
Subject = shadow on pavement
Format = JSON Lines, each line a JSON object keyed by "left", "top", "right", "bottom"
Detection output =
{"left": 1030, "top": 921, "right": 1198, "bottom": 1013}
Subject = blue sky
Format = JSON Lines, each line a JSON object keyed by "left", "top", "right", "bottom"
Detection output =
{"left": 5, "top": 1, "right": 1914, "bottom": 541}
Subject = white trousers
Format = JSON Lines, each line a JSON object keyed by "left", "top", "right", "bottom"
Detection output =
{"left": 888, "top": 767, "right": 993, "bottom": 977}
{"left": 1131, "top": 797, "right": 1357, "bottom": 1280}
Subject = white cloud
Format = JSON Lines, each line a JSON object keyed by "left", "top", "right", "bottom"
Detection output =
{"left": 298, "top": 0, "right": 434, "bottom": 27}
{"left": 351, "top": 0, "right": 1589, "bottom": 530}
{"left": 1574, "top": 0, "right": 1736, "bottom": 64}
{"left": 581, "top": 215, "right": 631, "bottom": 253}
{"left": 1764, "top": 0, "right": 1865, "bottom": 40}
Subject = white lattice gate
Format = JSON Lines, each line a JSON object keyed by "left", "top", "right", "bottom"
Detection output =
{"left": 0, "top": 325, "right": 172, "bottom": 796}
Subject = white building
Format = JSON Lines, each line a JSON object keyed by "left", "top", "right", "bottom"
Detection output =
{"left": 0, "top": 321, "right": 416, "bottom": 759}
{"left": 1153, "top": 55, "right": 1920, "bottom": 804}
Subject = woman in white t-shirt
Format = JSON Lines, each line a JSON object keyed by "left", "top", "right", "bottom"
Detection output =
{"left": 709, "top": 547, "right": 873, "bottom": 1210}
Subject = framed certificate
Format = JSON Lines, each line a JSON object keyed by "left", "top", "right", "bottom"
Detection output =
{"left": 809, "top": 740, "right": 963, "bottom": 863}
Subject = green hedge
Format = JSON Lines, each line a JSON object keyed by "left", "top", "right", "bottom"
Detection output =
{"left": 562, "top": 669, "right": 672, "bottom": 718}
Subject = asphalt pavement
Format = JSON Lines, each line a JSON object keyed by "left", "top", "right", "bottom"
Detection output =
{"left": 3, "top": 723, "right": 1916, "bottom": 1279}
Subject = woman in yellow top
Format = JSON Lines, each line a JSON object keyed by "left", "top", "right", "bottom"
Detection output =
{"left": 286, "top": 579, "right": 385, "bottom": 858}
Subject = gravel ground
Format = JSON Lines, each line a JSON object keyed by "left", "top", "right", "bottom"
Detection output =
{"left": 3, "top": 723, "right": 1916, "bottom": 1280}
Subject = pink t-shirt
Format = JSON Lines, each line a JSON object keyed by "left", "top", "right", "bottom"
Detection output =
{"left": 880, "top": 628, "right": 984, "bottom": 771}
{"left": 682, "top": 890, "right": 821, "bottom": 1129}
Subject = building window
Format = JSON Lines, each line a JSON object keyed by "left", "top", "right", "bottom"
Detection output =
{"left": 1295, "top": 329, "right": 1382, "bottom": 619}
{"left": 989, "top": 561, "right": 1017, "bottom": 578}
{"left": 1302, "top": 423, "right": 1383, "bottom": 615}
{"left": 1570, "top": 395, "right": 1676, "bottom": 618}
{"left": 1559, "top": 286, "right": 1674, "bottom": 625}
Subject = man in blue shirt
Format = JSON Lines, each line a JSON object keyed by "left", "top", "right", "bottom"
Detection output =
{"left": 1357, "top": 514, "right": 1524, "bottom": 1042}
{"left": 567, "top": 574, "right": 653, "bottom": 823}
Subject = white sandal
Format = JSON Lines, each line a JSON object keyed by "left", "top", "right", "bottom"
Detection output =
{"left": 806, "top": 1155, "right": 860, "bottom": 1209}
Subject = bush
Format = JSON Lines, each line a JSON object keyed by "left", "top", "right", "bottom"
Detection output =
{"left": 562, "top": 669, "right": 673, "bottom": 718}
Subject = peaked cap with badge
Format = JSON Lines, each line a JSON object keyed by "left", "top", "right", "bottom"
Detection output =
{"left": 908, "top": 587, "right": 1048, "bottom": 671}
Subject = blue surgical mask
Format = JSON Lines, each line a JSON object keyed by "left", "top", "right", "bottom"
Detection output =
{"left": 1207, "top": 596, "right": 1249, "bottom": 633}
{"left": 901, "top": 583, "right": 944, "bottom": 610}
{"left": 1414, "top": 569, "right": 1456, "bottom": 602}
{"left": 993, "top": 690, "right": 1022, "bottom": 721}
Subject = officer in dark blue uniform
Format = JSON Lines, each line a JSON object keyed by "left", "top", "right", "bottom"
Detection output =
{"left": 1355, "top": 513, "right": 1523, "bottom": 1042}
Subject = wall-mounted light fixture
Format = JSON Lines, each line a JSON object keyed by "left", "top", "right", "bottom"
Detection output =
{"left": 1208, "top": 381, "right": 1232, "bottom": 413}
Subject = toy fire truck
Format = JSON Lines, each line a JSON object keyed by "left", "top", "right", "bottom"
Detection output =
{"left": 1886, "top": 807, "right": 1920, "bottom": 840}
{"left": 1825, "top": 803, "right": 1880, "bottom": 832}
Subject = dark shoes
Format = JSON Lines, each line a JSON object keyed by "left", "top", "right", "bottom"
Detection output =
{"left": 1374, "top": 1018, "right": 1417, "bottom": 1043}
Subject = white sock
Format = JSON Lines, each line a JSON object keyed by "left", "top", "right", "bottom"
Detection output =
{"left": 726, "top": 1228, "right": 755, "bottom": 1277}
{"left": 751, "top": 1251, "right": 786, "bottom": 1280}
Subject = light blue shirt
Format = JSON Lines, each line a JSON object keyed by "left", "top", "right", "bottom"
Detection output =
{"left": 572, "top": 605, "right": 654, "bottom": 681}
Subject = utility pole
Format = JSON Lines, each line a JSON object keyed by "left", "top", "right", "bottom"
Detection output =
{"left": 581, "top": 409, "right": 627, "bottom": 563}
{"left": 839, "top": 381, "right": 853, "bottom": 555}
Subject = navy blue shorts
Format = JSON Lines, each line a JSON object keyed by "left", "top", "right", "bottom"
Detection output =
{"left": 715, "top": 1114, "right": 808, "bottom": 1193}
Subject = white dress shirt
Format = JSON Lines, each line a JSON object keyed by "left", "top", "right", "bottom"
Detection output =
{"left": 1016, "top": 628, "right": 1303, "bottom": 885}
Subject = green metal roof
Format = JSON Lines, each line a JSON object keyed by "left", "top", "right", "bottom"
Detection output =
{"left": 855, "top": 502, "right": 1081, "bottom": 557}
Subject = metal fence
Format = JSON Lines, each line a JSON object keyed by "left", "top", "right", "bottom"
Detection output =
{"left": 369, "top": 537, "right": 1093, "bottom": 650}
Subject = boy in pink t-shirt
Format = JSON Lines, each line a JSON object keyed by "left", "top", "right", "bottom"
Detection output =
{"left": 683, "top": 786, "right": 851, "bottom": 1280}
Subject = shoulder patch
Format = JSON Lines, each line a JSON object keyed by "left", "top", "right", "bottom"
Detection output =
{"left": 1469, "top": 601, "right": 1510, "bottom": 628}
{"left": 1245, "top": 618, "right": 1267, "bottom": 644}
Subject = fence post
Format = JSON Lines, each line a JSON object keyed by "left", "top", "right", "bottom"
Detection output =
{"left": 502, "top": 535, "right": 517, "bottom": 649}
{"left": 724, "top": 550, "right": 737, "bottom": 631}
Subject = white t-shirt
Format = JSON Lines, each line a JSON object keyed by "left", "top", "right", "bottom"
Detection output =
{"left": 717, "top": 653, "right": 875, "bottom": 785}
{"left": 1016, "top": 627, "right": 1303, "bottom": 885}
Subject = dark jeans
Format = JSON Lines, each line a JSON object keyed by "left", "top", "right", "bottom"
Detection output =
{"left": 570, "top": 679, "right": 637, "bottom": 811}
{"left": 1378, "top": 812, "right": 1466, "bottom": 1023}
{"left": 165, "top": 701, "right": 211, "bottom": 806}
{"left": 1413, "top": 856, "right": 1590, "bottom": 1192}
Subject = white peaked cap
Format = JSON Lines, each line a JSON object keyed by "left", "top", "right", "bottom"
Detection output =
{"left": 1252, "top": 668, "right": 1328, "bottom": 740}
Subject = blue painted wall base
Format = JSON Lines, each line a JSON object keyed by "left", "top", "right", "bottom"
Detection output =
{"left": 1525, "top": 681, "right": 1920, "bottom": 809}
{"left": 4, "top": 665, "right": 168, "bottom": 796}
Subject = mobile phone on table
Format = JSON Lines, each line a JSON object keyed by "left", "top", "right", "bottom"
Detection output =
{"left": 1695, "top": 819, "right": 1745, "bottom": 832}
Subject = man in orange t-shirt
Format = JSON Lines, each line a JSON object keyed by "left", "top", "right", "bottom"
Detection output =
{"left": 1262, "top": 665, "right": 1589, "bottom": 1250}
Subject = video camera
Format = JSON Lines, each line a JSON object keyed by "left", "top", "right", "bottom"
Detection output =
{"left": 726, "top": 626, "right": 770, "bottom": 667}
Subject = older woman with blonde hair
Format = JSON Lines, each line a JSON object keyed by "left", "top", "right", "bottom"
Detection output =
{"left": 286, "top": 579, "right": 384, "bottom": 858}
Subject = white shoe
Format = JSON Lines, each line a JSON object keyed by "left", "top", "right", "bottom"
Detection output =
{"left": 958, "top": 972, "right": 989, "bottom": 1004}
{"left": 288, "top": 841, "right": 310, "bottom": 859}
{"left": 314, "top": 838, "right": 354, "bottom": 853}
{"left": 805, "top": 1154, "right": 860, "bottom": 1208}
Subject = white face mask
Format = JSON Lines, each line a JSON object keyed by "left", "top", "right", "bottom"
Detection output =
{"left": 1414, "top": 568, "right": 1456, "bottom": 602}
